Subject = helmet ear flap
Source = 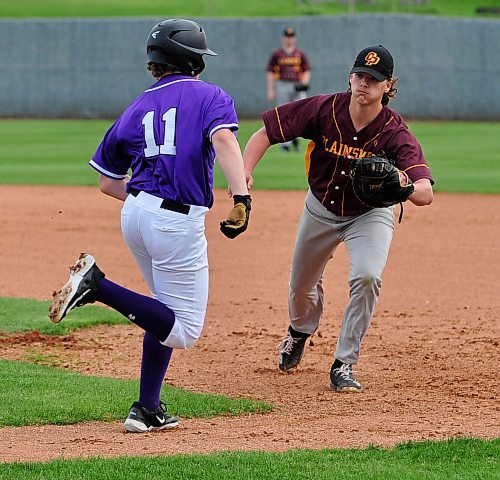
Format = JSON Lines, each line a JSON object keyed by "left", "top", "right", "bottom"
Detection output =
{"left": 186, "top": 56, "right": 206, "bottom": 76}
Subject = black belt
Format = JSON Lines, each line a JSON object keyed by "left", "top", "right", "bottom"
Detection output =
{"left": 130, "top": 189, "right": 190, "bottom": 215}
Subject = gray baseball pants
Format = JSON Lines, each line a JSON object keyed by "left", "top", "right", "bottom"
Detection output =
{"left": 275, "top": 80, "right": 307, "bottom": 149}
{"left": 289, "top": 190, "right": 395, "bottom": 364}
{"left": 275, "top": 80, "right": 305, "bottom": 106}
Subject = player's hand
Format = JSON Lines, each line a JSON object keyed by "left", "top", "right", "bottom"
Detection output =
{"left": 399, "top": 170, "right": 410, "bottom": 186}
{"left": 245, "top": 173, "right": 254, "bottom": 191}
{"left": 220, "top": 195, "right": 251, "bottom": 239}
{"left": 267, "top": 90, "right": 275, "bottom": 103}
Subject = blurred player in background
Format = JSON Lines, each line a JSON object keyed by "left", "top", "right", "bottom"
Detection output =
{"left": 266, "top": 27, "right": 311, "bottom": 152}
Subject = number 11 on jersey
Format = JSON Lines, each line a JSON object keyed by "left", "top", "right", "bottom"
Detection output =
{"left": 142, "top": 108, "right": 177, "bottom": 157}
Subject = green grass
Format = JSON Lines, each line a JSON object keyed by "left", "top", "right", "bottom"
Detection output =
{"left": 0, "top": 359, "right": 271, "bottom": 427}
{"left": 0, "top": 439, "right": 498, "bottom": 479}
{"left": 0, "top": 297, "right": 129, "bottom": 335}
{"left": 0, "top": 119, "right": 109, "bottom": 186}
{"left": 406, "top": 121, "right": 500, "bottom": 193}
{"left": 0, "top": 0, "right": 498, "bottom": 18}
{"left": 0, "top": 119, "right": 498, "bottom": 193}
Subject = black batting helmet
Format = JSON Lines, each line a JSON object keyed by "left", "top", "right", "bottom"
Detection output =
{"left": 146, "top": 19, "right": 217, "bottom": 76}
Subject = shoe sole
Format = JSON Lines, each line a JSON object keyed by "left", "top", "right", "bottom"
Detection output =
{"left": 329, "top": 381, "right": 362, "bottom": 393}
{"left": 49, "top": 253, "right": 96, "bottom": 323}
{"left": 278, "top": 356, "right": 303, "bottom": 372}
{"left": 124, "top": 418, "right": 179, "bottom": 433}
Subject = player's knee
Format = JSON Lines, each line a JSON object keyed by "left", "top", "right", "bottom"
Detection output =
{"left": 162, "top": 329, "right": 201, "bottom": 349}
{"left": 168, "top": 335, "right": 199, "bottom": 350}
{"left": 349, "top": 275, "right": 382, "bottom": 292}
{"left": 161, "top": 314, "right": 204, "bottom": 349}
{"left": 179, "top": 326, "right": 201, "bottom": 349}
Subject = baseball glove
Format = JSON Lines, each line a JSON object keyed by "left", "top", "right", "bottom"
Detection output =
{"left": 294, "top": 82, "right": 309, "bottom": 92}
{"left": 220, "top": 194, "right": 251, "bottom": 239}
{"left": 350, "top": 154, "right": 414, "bottom": 209}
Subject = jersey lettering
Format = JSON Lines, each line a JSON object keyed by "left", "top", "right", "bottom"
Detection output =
{"left": 326, "top": 139, "right": 369, "bottom": 159}
{"left": 142, "top": 108, "right": 177, "bottom": 157}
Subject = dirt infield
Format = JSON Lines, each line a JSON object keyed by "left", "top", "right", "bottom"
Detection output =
{"left": 0, "top": 185, "right": 498, "bottom": 463}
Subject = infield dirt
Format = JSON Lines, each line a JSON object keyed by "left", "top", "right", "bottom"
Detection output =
{"left": 0, "top": 185, "right": 498, "bottom": 462}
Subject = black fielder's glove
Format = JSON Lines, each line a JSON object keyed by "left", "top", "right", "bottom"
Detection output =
{"left": 350, "top": 154, "right": 414, "bottom": 209}
{"left": 220, "top": 195, "right": 251, "bottom": 239}
{"left": 294, "top": 82, "right": 309, "bottom": 92}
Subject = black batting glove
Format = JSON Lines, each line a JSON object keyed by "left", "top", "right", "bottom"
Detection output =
{"left": 220, "top": 195, "right": 251, "bottom": 239}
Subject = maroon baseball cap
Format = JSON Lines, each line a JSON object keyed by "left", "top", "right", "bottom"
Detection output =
{"left": 350, "top": 45, "right": 394, "bottom": 81}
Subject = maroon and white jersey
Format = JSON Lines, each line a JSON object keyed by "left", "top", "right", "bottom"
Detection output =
{"left": 267, "top": 48, "right": 311, "bottom": 82}
{"left": 263, "top": 91, "right": 434, "bottom": 216}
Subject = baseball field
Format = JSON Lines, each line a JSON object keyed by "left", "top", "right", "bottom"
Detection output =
{"left": 0, "top": 118, "right": 499, "bottom": 478}
{"left": 0, "top": 1, "right": 499, "bottom": 478}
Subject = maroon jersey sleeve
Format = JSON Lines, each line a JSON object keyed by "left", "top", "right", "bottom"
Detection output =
{"left": 385, "top": 125, "right": 434, "bottom": 184}
{"left": 262, "top": 96, "right": 324, "bottom": 144}
{"left": 298, "top": 49, "right": 311, "bottom": 72}
{"left": 266, "top": 51, "right": 279, "bottom": 73}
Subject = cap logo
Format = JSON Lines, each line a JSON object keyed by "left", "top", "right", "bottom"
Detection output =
{"left": 151, "top": 30, "right": 160, "bottom": 39}
{"left": 364, "top": 52, "right": 380, "bottom": 66}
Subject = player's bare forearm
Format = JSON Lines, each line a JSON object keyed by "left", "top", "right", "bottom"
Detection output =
{"left": 98, "top": 174, "right": 130, "bottom": 201}
{"left": 408, "top": 178, "right": 433, "bottom": 206}
{"left": 243, "top": 127, "right": 271, "bottom": 189}
{"left": 267, "top": 72, "right": 276, "bottom": 103}
{"left": 212, "top": 129, "right": 248, "bottom": 197}
{"left": 300, "top": 70, "right": 311, "bottom": 85}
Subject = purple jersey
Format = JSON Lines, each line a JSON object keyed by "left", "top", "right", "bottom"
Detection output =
{"left": 90, "top": 74, "right": 238, "bottom": 208}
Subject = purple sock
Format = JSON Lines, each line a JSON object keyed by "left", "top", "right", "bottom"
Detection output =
{"left": 139, "top": 332, "right": 173, "bottom": 410}
{"left": 96, "top": 277, "right": 175, "bottom": 342}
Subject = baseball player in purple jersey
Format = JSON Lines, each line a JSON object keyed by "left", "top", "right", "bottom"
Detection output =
{"left": 267, "top": 27, "right": 311, "bottom": 152}
{"left": 244, "top": 45, "right": 433, "bottom": 392}
{"left": 49, "top": 19, "right": 251, "bottom": 432}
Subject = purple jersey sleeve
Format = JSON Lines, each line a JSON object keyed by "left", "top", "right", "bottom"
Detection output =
{"left": 90, "top": 116, "right": 130, "bottom": 179}
{"left": 204, "top": 88, "right": 239, "bottom": 140}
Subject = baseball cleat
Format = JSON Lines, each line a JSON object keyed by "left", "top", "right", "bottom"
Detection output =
{"left": 278, "top": 326, "right": 310, "bottom": 372}
{"left": 48, "top": 253, "right": 105, "bottom": 323}
{"left": 329, "top": 363, "right": 362, "bottom": 393}
{"left": 124, "top": 401, "right": 179, "bottom": 433}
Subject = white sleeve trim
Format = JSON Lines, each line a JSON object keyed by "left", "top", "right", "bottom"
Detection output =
{"left": 209, "top": 123, "right": 239, "bottom": 140}
{"left": 89, "top": 160, "right": 128, "bottom": 179}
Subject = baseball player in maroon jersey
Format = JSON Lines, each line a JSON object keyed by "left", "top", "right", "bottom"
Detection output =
{"left": 244, "top": 45, "right": 433, "bottom": 392}
{"left": 267, "top": 27, "right": 311, "bottom": 152}
{"left": 49, "top": 19, "right": 251, "bottom": 431}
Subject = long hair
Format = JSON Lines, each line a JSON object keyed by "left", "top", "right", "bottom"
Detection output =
{"left": 147, "top": 62, "right": 183, "bottom": 79}
{"left": 382, "top": 77, "right": 398, "bottom": 106}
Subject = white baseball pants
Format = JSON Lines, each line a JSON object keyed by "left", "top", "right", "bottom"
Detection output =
{"left": 121, "top": 191, "right": 209, "bottom": 349}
